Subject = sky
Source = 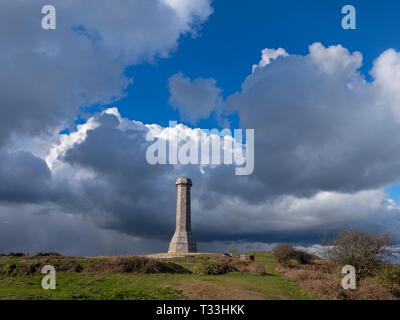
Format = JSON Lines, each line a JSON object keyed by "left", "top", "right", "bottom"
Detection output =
{"left": 1, "top": 0, "right": 400, "bottom": 255}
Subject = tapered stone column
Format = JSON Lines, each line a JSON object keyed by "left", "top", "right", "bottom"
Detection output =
{"left": 168, "top": 177, "right": 197, "bottom": 253}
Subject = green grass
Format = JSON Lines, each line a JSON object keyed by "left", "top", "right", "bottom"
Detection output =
{"left": 0, "top": 252, "right": 316, "bottom": 300}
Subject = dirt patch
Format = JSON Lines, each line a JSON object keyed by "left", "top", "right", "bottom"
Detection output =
{"left": 176, "top": 280, "right": 266, "bottom": 300}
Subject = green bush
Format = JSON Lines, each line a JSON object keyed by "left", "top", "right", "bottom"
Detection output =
{"left": 197, "top": 257, "right": 239, "bottom": 275}
{"left": 87, "top": 256, "right": 190, "bottom": 274}
{"left": 376, "top": 264, "right": 400, "bottom": 291}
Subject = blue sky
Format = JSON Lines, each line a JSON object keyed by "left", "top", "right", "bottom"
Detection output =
{"left": 111, "top": 0, "right": 400, "bottom": 127}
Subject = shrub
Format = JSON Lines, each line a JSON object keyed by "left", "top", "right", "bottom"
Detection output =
{"left": 218, "top": 256, "right": 241, "bottom": 272}
{"left": 284, "top": 268, "right": 340, "bottom": 299}
{"left": 197, "top": 257, "right": 239, "bottom": 275}
{"left": 17, "top": 262, "right": 41, "bottom": 276}
{"left": 282, "top": 267, "right": 395, "bottom": 300}
{"left": 247, "top": 263, "right": 266, "bottom": 275}
{"left": 347, "top": 278, "right": 395, "bottom": 300}
{"left": 292, "top": 250, "right": 314, "bottom": 264}
{"left": 198, "top": 261, "right": 226, "bottom": 275}
{"left": 87, "top": 256, "right": 190, "bottom": 274}
{"left": 324, "top": 229, "right": 395, "bottom": 279}
{"left": 376, "top": 264, "right": 400, "bottom": 292}
{"left": 273, "top": 243, "right": 314, "bottom": 265}
{"left": 55, "top": 259, "right": 83, "bottom": 273}
{"left": 35, "top": 252, "right": 62, "bottom": 257}
{"left": 7, "top": 252, "right": 26, "bottom": 257}
{"left": 273, "top": 243, "right": 295, "bottom": 263}
{"left": 112, "top": 256, "right": 160, "bottom": 273}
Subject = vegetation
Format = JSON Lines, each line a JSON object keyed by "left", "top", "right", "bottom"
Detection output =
{"left": 34, "top": 252, "right": 62, "bottom": 257}
{"left": 0, "top": 229, "right": 398, "bottom": 300}
{"left": 272, "top": 243, "right": 314, "bottom": 265}
{"left": 274, "top": 230, "right": 400, "bottom": 300}
{"left": 324, "top": 229, "right": 395, "bottom": 279}
{"left": 0, "top": 252, "right": 312, "bottom": 300}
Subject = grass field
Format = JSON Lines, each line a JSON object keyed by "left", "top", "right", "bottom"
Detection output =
{"left": 0, "top": 251, "right": 315, "bottom": 300}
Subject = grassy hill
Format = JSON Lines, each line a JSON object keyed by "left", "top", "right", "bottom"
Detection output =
{"left": 0, "top": 252, "right": 315, "bottom": 300}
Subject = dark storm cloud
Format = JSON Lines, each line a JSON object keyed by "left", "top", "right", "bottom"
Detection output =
{"left": 0, "top": 106, "right": 396, "bottom": 254}
{"left": 0, "top": 203, "right": 167, "bottom": 256}
{"left": 48, "top": 110, "right": 391, "bottom": 246}
{"left": 62, "top": 113, "right": 178, "bottom": 239}
{"left": 0, "top": 150, "right": 51, "bottom": 203}
{"left": 0, "top": 0, "right": 212, "bottom": 147}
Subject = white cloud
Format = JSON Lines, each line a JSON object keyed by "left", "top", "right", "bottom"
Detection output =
{"left": 309, "top": 42, "right": 362, "bottom": 75}
{"left": 252, "top": 48, "right": 288, "bottom": 72}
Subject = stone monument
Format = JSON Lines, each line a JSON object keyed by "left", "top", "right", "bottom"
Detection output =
{"left": 168, "top": 177, "right": 197, "bottom": 253}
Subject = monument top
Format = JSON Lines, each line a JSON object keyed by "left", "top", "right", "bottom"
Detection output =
{"left": 176, "top": 177, "right": 192, "bottom": 186}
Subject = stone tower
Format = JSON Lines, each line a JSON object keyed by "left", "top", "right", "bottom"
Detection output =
{"left": 168, "top": 177, "right": 197, "bottom": 253}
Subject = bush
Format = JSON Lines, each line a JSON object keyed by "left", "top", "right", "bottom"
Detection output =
{"left": 17, "top": 262, "right": 41, "bottom": 276}
{"left": 247, "top": 263, "right": 266, "bottom": 275}
{"left": 324, "top": 229, "right": 395, "bottom": 279}
{"left": 376, "top": 264, "right": 400, "bottom": 292}
{"left": 112, "top": 257, "right": 161, "bottom": 273}
{"left": 7, "top": 252, "right": 26, "bottom": 257}
{"left": 292, "top": 250, "right": 314, "bottom": 264}
{"left": 273, "top": 243, "right": 295, "bottom": 263}
{"left": 35, "top": 252, "right": 62, "bottom": 257}
{"left": 87, "top": 256, "right": 190, "bottom": 274}
{"left": 198, "top": 261, "right": 226, "bottom": 275}
{"left": 197, "top": 257, "right": 239, "bottom": 275}
{"left": 55, "top": 259, "right": 83, "bottom": 273}
{"left": 282, "top": 267, "right": 395, "bottom": 300}
{"left": 273, "top": 243, "right": 314, "bottom": 265}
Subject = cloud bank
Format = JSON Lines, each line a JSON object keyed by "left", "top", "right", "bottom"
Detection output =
{"left": 1, "top": 1, "right": 400, "bottom": 255}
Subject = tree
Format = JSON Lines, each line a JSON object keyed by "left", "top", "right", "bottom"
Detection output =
{"left": 273, "top": 243, "right": 295, "bottom": 263}
{"left": 325, "top": 229, "right": 395, "bottom": 279}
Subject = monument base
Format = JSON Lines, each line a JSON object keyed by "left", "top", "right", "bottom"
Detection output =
{"left": 168, "top": 231, "right": 197, "bottom": 253}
